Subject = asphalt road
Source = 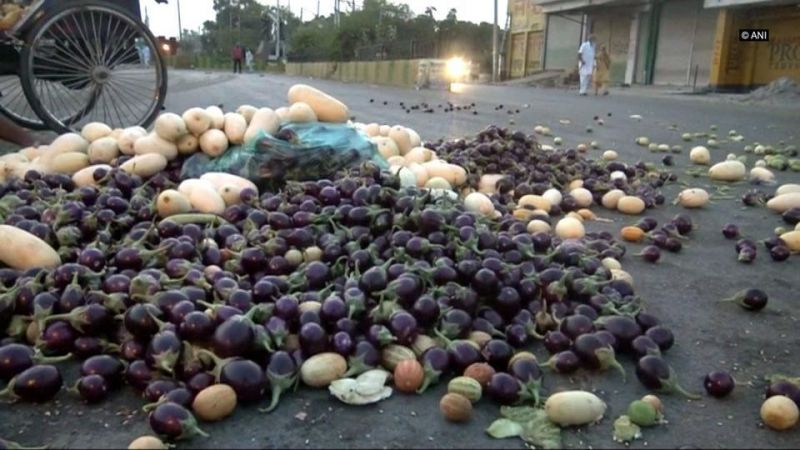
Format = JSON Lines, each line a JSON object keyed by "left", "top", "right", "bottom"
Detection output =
{"left": 2, "top": 70, "right": 799, "bottom": 449}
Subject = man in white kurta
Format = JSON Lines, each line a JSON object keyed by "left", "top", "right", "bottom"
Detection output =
{"left": 577, "top": 35, "right": 596, "bottom": 96}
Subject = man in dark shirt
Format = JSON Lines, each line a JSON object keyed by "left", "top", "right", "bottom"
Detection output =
{"left": 232, "top": 44, "right": 244, "bottom": 74}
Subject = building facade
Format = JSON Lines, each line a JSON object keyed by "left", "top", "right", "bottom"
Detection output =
{"left": 517, "top": 0, "right": 800, "bottom": 89}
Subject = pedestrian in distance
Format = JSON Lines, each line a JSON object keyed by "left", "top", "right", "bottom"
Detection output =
{"left": 135, "top": 37, "right": 150, "bottom": 68}
{"left": 594, "top": 44, "right": 610, "bottom": 96}
{"left": 232, "top": 43, "right": 244, "bottom": 74}
{"left": 577, "top": 34, "right": 596, "bottom": 96}
{"left": 245, "top": 48, "right": 254, "bottom": 72}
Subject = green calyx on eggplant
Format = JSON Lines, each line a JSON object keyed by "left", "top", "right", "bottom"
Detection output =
{"left": 259, "top": 351, "right": 298, "bottom": 413}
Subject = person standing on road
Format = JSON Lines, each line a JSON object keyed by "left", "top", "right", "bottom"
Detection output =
{"left": 135, "top": 37, "right": 150, "bottom": 68}
{"left": 245, "top": 48, "right": 254, "bottom": 72}
{"left": 232, "top": 44, "right": 244, "bottom": 74}
{"left": 577, "top": 35, "right": 596, "bottom": 96}
{"left": 594, "top": 45, "right": 610, "bottom": 96}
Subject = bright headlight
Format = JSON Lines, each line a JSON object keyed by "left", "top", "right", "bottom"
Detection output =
{"left": 446, "top": 57, "right": 467, "bottom": 79}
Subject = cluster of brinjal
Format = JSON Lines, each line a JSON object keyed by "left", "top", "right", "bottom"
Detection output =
{"left": 0, "top": 126, "right": 693, "bottom": 442}
{"left": 430, "top": 125, "right": 676, "bottom": 209}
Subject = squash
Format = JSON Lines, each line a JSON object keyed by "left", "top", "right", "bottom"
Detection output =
{"left": 188, "top": 180, "right": 226, "bottom": 214}
{"left": 364, "top": 123, "right": 381, "bottom": 137}
{"left": 87, "top": 137, "right": 119, "bottom": 163}
{"left": 545, "top": 391, "right": 607, "bottom": 426}
{"left": 373, "top": 137, "right": 400, "bottom": 159}
{"left": 236, "top": 105, "right": 257, "bottom": 123}
{"left": 48, "top": 133, "right": 89, "bottom": 155}
{"left": 182, "top": 107, "right": 212, "bottom": 136}
{"left": 72, "top": 164, "right": 111, "bottom": 188}
{"left": 199, "top": 129, "right": 229, "bottom": 157}
{"left": 205, "top": 105, "right": 225, "bottom": 129}
{"left": 244, "top": 108, "right": 280, "bottom": 142}
{"left": 0, "top": 225, "right": 61, "bottom": 270}
{"left": 708, "top": 161, "right": 746, "bottom": 181}
{"left": 153, "top": 112, "right": 187, "bottom": 142}
{"left": 192, "top": 384, "right": 237, "bottom": 422}
{"left": 287, "top": 84, "right": 349, "bottom": 123}
{"left": 406, "top": 128, "right": 421, "bottom": 148}
{"left": 274, "top": 106, "right": 290, "bottom": 123}
{"left": 118, "top": 127, "right": 147, "bottom": 155}
{"left": 176, "top": 134, "right": 200, "bottom": 155}
{"left": 81, "top": 122, "right": 112, "bottom": 142}
{"left": 287, "top": 102, "right": 318, "bottom": 123}
{"left": 157, "top": 189, "right": 192, "bottom": 218}
{"left": 388, "top": 126, "right": 412, "bottom": 155}
{"left": 134, "top": 133, "right": 178, "bottom": 160}
{"left": 200, "top": 172, "right": 258, "bottom": 193}
{"left": 300, "top": 353, "right": 347, "bottom": 388}
{"left": 120, "top": 153, "right": 167, "bottom": 178}
{"left": 223, "top": 113, "right": 247, "bottom": 145}
{"left": 48, "top": 152, "right": 89, "bottom": 174}
{"left": 617, "top": 196, "right": 646, "bottom": 214}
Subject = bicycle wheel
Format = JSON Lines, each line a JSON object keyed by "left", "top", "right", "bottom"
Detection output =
{"left": 20, "top": 1, "right": 167, "bottom": 134}
{"left": 0, "top": 74, "right": 48, "bottom": 130}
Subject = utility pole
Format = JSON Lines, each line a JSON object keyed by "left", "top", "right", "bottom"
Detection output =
{"left": 491, "top": 0, "right": 499, "bottom": 82}
{"left": 275, "top": 0, "right": 281, "bottom": 59}
{"left": 316, "top": 0, "right": 320, "bottom": 18}
{"left": 176, "top": 0, "right": 182, "bottom": 40}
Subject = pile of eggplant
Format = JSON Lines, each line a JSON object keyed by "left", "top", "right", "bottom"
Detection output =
{"left": 0, "top": 126, "right": 690, "bottom": 444}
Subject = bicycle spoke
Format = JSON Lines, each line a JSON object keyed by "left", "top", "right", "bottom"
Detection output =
{"left": 103, "top": 82, "right": 131, "bottom": 127}
{"left": 109, "top": 79, "right": 151, "bottom": 119}
{"left": 108, "top": 80, "right": 146, "bottom": 120}
{"left": 71, "top": 11, "right": 99, "bottom": 67}
{"left": 52, "top": 20, "right": 95, "bottom": 71}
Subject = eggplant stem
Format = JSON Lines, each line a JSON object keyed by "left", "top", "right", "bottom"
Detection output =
{"left": 259, "top": 387, "right": 283, "bottom": 413}
{"left": 662, "top": 373, "right": 701, "bottom": 400}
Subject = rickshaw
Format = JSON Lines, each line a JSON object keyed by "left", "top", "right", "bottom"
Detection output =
{"left": 0, "top": 0, "right": 167, "bottom": 133}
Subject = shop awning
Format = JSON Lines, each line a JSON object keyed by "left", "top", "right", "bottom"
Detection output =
{"left": 704, "top": 0, "right": 800, "bottom": 7}
{"left": 532, "top": 0, "right": 649, "bottom": 13}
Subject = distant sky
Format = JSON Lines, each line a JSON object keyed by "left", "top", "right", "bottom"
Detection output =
{"left": 142, "top": 0, "right": 509, "bottom": 39}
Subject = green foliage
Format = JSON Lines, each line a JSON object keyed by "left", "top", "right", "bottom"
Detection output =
{"left": 190, "top": 0, "right": 495, "bottom": 68}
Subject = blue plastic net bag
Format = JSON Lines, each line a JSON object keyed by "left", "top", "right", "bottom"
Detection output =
{"left": 181, "top": 122, "right": 387, "bottom": 189}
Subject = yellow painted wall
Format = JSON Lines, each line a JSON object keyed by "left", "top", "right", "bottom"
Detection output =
{"left": 285, "top": 60, "right": 422, "bottom": 88}
{"left": 710, "top": 5, "right": 800, "bottom": 88}
{"left": 506, "top": 0, "right": 547, "bottom": 79}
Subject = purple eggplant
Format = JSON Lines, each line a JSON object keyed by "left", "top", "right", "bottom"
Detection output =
{"left": 539, "top": 350, "right": 580, "bottom": 374}
{"left": 146, "top": 330, "right": 183, "bottom": 375}
{"left": 73, "top": 374, "right": 110, "bottom": 403}
{"left": 259, "top": 351, "right": 298, "bottom": 413}
{"left": 343, "top": 341, "right": 380, "bottom": 377}
{"left": 508, "top": 357, "right": 543, "bottom": 405}
{"left": 721, "top": 288, "right": 768, "bottom": 311}
{"left": 644, "top": 326, "right": 674, "bottom": 352}
{"left": 299, "top": 322, "right": 328, "bottom": 356}
{"left": 149, "top": 402, "right": 208, "bottom": 440}
{"left": 80, "top": 355, "right": 124, "bottom": 388}
{"left": 0, "top": 365, "right": 62, "bottom": 402}
{"left": 486, "top": 372, "right": 523, "bottom": 405}
{"left": 631, "top": 335, "right": 662, "bottom": 359}
{"left": 332, "top": 331, "right": 355, "bottom": 356}
{"left": 635, "top": 355, "right": 700, "bottom": 399}
{"left": 596, "top": 315, "right": 642, "bottom": 352}
{"left": 0, "top": 344, "right": 71, "bottom": 381}
{"left": 543, "top": 331, "right": 572, "bottom": 355}
{"left": 481, "top": 339, "right": 513, "bottom": 371}
{"left": 559, "top": 314, "right": 594, "bottom": 340}
{"left": 704, "top": 371, "right": 735, "bottom": 398}
{"left": 573, "top": 333, "right": 626, "bottom": 380}
{"left": 388, "top": 311, "right": 419, "bottom": 346}
{"left": 143, "top": 379, "right": 180, "bottom": 402}
{"left": 126, "top": 360, "right": 154, "bottom": 391}
{"left": 416, "top": 347, "right": 450, "bottom": 394}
